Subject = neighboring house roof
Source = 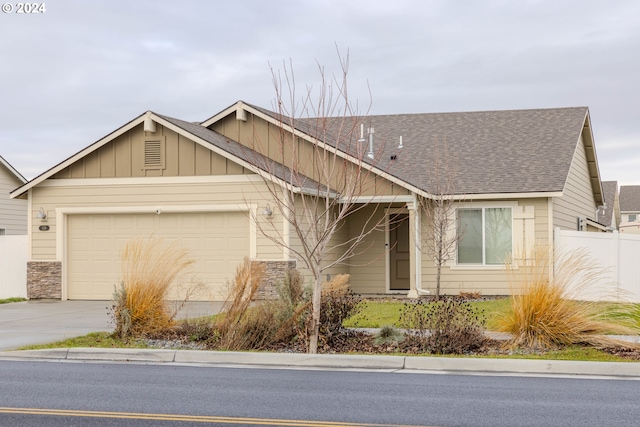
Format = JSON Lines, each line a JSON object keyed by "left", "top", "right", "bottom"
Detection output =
{"left": 11, "top": 103, "right": 603, "bottom": 204}
{"left": 619, "top": 185, "right": 640, "bottom": 212}
{"left": 0, "top": 154, "right": 27, "bottom": 184}
{"left": 600, "top": 180, "right": 618, "bottom": 228}
{"left": 206, "top": 102, "right": 602, "bottom": 201}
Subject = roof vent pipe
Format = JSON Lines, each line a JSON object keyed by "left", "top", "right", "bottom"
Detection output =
{"left": 398, "top": 135, "right": 403, "bottom": 149}
{"left": 367, "top": 127, "right": 374, "bottom": 159}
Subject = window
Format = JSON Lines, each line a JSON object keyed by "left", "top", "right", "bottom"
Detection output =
{"left": 629, "top": 214, "right": 637, "bottom": 222}
{"left": 457, "top": 207, "right": 512, "bottom": 265}
{"left": 0, "top": 229, "right": 5, "bottom": 236}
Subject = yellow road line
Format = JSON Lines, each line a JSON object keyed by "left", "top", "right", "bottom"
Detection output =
{"left": 0, "top": 407, "right": 432, "bottom": 427}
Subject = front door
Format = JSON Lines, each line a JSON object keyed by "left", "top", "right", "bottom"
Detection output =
{"left": 389, "top": 213, "right": 410, "bottom": 291}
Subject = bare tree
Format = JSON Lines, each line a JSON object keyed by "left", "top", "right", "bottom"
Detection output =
{"left": 248, "top": 52, "right": 389, "bottom": 353}
{"left": 418, "top": 138, "right": 463, "bottom": 300}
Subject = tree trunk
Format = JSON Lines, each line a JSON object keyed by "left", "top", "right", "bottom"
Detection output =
{"left": 308, "top": 276, "right": 323, "bottom": 354}
{"left": 435, "top": 262, "right": 442, "bottom": 300}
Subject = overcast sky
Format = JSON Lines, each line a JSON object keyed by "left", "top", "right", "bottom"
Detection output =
{"left": 1, "top": 0, "right": 639, "bottom": 185}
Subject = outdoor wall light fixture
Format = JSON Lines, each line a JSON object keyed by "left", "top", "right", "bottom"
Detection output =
{"left": 261, "top": 204, "right": 273, "bottom": 217}
{"left": 36, "top": 207, "right": 47, "bottom": 221}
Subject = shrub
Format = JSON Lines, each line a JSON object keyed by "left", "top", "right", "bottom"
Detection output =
{"left": 318, "top": 274, "right": 362, "bottom": 345}
{"left": 374, "top": 325, "right": 405, "bottom": 345}
{"left": 111, "top": 238, "right": 194, "bottom": 338}
{"left": 497, "top": 246, "right": 640, "bottom": 350}
{"left": 400, "top": 297, "right": 486, "bottom": 354}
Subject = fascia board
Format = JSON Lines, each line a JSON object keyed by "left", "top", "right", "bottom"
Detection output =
{"left": 150, "top": 113, "right": 303, "bottom": 195}
{"left": 0, "top": 155, "right": 26, "bottom": 184}
{"left": 200, "top": 101, "right": 244, "bottom": 127}
{"left": 232, "top": 103, "right": 428, "bottom": 198}
{"left": 10, "top": 112, "right": 148, "bottom": 199}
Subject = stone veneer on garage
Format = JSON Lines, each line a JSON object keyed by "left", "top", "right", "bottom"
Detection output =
{"left": 27, "top": 261, "right": 62, "bottom": 299}
{"left": 253, "top": 260, "right": 297, "bottom": 300}
{"left": 25, "top": 260, "right": 296, "bottom": 301}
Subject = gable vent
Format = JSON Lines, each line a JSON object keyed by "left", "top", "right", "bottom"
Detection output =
{"left": 143, "top": 137, "right": 165, "bottom": 169}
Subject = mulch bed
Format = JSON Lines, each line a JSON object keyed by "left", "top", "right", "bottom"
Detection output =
{"left": 141, "top": 329, "right": 640, "bottom": 360}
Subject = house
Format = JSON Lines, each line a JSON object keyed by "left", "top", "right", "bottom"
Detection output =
{"left": 0, "top": 154, "right": 27, "bottom": 235}
{"left": 618, "top": 185, "right": 640, "bottom": 234}
{"left": 598, "top": 181, "right": 620, "bottom": 230}
{"left": 11, "top": 103, "right": 605, "bottom": 300}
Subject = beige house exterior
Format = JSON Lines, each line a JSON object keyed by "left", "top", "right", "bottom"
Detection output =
{"left": 12, "top": 103, "right": 605, "bottom": 300}
{"left": 618, "top": 185, "right": 640, "bottom": 234}
{"left": 0, "top": 155, "right": 27, "bottom": 235}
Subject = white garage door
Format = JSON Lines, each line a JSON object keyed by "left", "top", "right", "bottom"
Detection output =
{"left": 67, "top": 212, "right": 249, "bottom": 300}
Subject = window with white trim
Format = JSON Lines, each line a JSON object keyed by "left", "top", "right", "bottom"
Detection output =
{"left": 0, "top": 228, "right": 5, "bottom": 236}
{"left": 629, "top": 214, "right": 637, "bottom": 222}
{"left": 457, "top": 207, "right": 513, "bottom": 265}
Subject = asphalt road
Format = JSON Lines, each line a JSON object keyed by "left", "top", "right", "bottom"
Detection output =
{"left": 1, "top": 360, "right": 639, "bottom": 426}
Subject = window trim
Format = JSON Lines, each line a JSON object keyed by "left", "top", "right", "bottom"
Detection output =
{"left": 453, "top": 202, "right": 515, "bottom": 268}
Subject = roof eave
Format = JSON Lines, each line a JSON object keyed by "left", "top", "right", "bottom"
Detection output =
{"left": 581, "top": 110, "right": 604, "bottom": 206}
{"left": 0, "top": 155, "right": 27, "bottom": 184}
{"left": 10, "top": 112, "right": 150, "bottom": 199}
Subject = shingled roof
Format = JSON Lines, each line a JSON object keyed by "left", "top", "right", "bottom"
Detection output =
{"left": 619, "top": 185, "right": 640, "bottom": 212}
{"left": 156, "top": 113, "right": 332, "bottom": 195}
{"left": 600, "top": 180, "right": 618, "bottom": 228}
{"left": 246, "top": 103, "right": 591, "bottom": 196}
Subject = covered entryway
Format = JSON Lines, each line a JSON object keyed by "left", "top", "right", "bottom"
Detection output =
{"left": 66, "top": 212, "right": 249, "bottom": 300}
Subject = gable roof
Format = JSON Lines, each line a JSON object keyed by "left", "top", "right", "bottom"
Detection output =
{"left": 600, "top": 180, "right": 618, "bottom": 227}
{"left": 619, "top": 185, "right": 640, "bottom": 212}
{"left": 11, "top": 111, "right": 327, "bottom": 198}
{"left": 0, "top": 154, "right": 26, "bottom": 184}
{"left": 207, "top": 102, "right": 600, "bottom": 200}
{"left": 13, "top": 102, "right": 602, "bottom": 204}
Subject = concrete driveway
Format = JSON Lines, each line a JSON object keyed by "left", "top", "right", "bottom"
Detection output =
{"left": 0, "top": 300, "right": 224, "bottom": 351}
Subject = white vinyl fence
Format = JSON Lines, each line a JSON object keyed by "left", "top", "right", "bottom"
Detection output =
{"left": 555, "top": 228, "right": 640, "bottom": 302}
{"left": 0, "top": 235, "right": 27, "bottom": 298}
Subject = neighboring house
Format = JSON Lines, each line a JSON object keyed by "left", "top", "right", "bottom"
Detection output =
{"left": 11, "top": 103, "right": 605, "bottom": 300}
{"left": 598, "top": 181, "right": 620, "bottom": 230}
{"left": 0, "top": 154, "right": 27, "bottom": 235}
{"left": 618, "top": 185, "right": 640, "bottom": 234}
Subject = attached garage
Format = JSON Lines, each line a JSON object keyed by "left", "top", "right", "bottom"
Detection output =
{"left": 66, "top": 211, "right": 249, "bottom": 300}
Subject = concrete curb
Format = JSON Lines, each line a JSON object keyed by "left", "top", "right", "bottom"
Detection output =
{"left": 1, "top": 348, "right": 639, "bottom": 377}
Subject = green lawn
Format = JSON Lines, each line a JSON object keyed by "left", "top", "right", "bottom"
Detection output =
{"left": 16, "top": 297, "right": 640, "bottom": 363}
{"left": 343, "top": 298, "right": 511, "bottom": 329}
{"left": 0, "top": 297, "right": 26, "bottom": 304}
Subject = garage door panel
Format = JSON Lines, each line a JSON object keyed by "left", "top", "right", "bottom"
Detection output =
{"left": 67, "top": 212, "right": 249, "bottom": 300}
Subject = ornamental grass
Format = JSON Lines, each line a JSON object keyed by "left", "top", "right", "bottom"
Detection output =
{"left": 497, "top": 246, "right": 639, "bottom": 350}
{"left": 112, "top": 238, "right": 194, "bottom": 338}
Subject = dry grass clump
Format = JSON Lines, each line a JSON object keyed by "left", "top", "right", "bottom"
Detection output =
{"left": 497, "top": 246, "right": 639, "bottom": 350}
{"left": 214, "top": 258, "right": 268, "bottom": 350}
{"left": 319, "top": 274, "right": 362, "bottom": 344}
{"left": 112, "top": 238, "right": 194, "bottom": 338}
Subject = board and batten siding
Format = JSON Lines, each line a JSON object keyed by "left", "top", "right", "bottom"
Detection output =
{"left": 286, "top": 196, "right": 351, "bottom": 287}
{"left": 52, "top": 123, "right": 253, "bottom": 180}
{"left": 0, "top": 164, "right": 27, "bottom": 235}
{"left": 553, "top": 135, "right": 596, "bottom": 230}
{"left": 210, "top": 112, "right": 411, "bottom": 198}
{"left": 29, "top": 178, "right": 283, "bottom": 262}
{"left": 343, "top": 204, "right": 390, "bottom": 294}
{"left": 420, "top": 198, "right": 550, "bottom": 295}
